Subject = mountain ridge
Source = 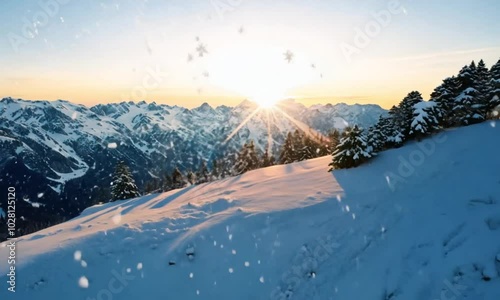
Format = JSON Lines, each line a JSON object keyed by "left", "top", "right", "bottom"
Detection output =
{"left": 0, "top": 97, "right": 385, "bottom": 236}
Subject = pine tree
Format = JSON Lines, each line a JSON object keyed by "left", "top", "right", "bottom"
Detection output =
{"left": 111, "top": 161, "right": 140, "bottom": 201}
{"left": 279, "top": 132, "right": 295, "bottom": 164}
{"left": 162, "top": 174, "right": 173, "bottom": 192}
{"left": 196, "top": 161, "right": 210, "bottom": 184}
{"left": 488, "top": 59, "right": 500, "bottom": 117}
{"left": 409, "top": 100, "right": 439, "bottom": 140}
{"left": 186, "top": 170, "right": 196, "bottom": 185}
{"left": 430, "top": 76, "right": 459, "bottom": 127}
{"left": 298, "top": 136, "right": 318, "bottom": 161}
{"left": 327, "top": 129, "right": 341, "bottom": 154}
{"left": 398, "top": 91, "right": 424, "bottom": 135}
{"left": 328, "top": 125, "right": 373, "bottom": 170}
{"left": 453, "top": 62, "right": 483, "bottom": 125}
{"left": 292, "top": 130, "right": 304, "bottom": 161}
{"left": 210, "top": 159, "right": 220, "bottom": 181}
{"left": 234, "top": 140, "right": 260, "bottom": 175}
{"left": 260, "top": 149, "right": 275, "bottom": 168}
{"left": 383, "top": 108, "right": 405, "bottom": 148}
{"left": 171, "top": 167, "right": 186, "bottom": 189}
{"left": 317, "top": 135, "right": 329, "bottom": 156}
{"left": 476, "top": 59, "right": 491, "bottom": 118}
{"left": 366, "top": 124, "right": 385, "bottom": 153}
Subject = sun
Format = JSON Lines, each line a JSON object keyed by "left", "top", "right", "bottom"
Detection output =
{"left": 250, "top": 90, "right": 284, "bottom": 108}
{"left": 206, "top": 44, "right": 316, "bottom": 108}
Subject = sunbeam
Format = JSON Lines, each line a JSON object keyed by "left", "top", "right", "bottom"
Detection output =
{"left": 266, "top": 110, "right": 273, "bottom": 154}
{"left": 224, "top": 106, "right": 262, "bottom": 143}
{"left": 273, "top": 105, "right": 328, "bottom": 144}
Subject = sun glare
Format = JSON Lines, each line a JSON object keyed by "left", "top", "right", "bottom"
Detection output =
{"left": 207, "top": 44, "right": 317, "bottom": 108}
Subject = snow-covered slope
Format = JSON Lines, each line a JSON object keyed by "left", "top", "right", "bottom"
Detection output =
{"left": 1, "top": 122, "right": 499, "bottom": 300}
{"left": 0, "top": 97, "right": 385, "bottom": 238}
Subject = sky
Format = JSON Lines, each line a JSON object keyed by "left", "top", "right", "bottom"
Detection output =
{"left": 1, "top": 0, "right": 500, "bottom": 109}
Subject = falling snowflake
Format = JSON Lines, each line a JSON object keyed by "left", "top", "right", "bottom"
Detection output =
{"left": 284, "top": 50, "right": 294, "bottom": 63}
{"left": 238, "top": 26, "right": 244, "bottom": 34}
{"left": 259, "top": 276, "right": 265, "bottom": 283}
{"left": 244, "top": 261, "right": 250, "bottom": 267}
{"left": 228, "top": 268, "right": 234, "bottom": 273}
{"left": 74, "top": 250, "right": 82, "bottom": 261}
{"left": 137, "top": 263, "right": 143, "bottom": 270}
{"left": 81, "top": 260, "right": 87, "bottom": 268}
{"left": 311, "top": 63, "right": 316, "bottom": 69}
{"left": 196, "top": 43, "right": 208, "bottom": 57}
{"left": 78, "top": 276, "right": 89, "bottom": 288}
{"left": 107, "top": 142, "right": 118, "bottom": 149}
{"left": 202, "top": 71, "right": 209, "bottom": 77}
{"left": 187, "top": 53, "right": 193, "bottom": 62}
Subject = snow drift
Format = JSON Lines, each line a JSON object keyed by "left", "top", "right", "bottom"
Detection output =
{"left": 1, "top": 121, "right": 500, "bottom": 300}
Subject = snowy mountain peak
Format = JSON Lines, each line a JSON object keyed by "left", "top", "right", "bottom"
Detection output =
{"left": 0, "top": 97, "right": 385, "bottom": 238}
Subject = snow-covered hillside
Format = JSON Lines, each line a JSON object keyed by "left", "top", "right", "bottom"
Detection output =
{"left": 0, "top": 97, "right": 385, "bottom": 239}
{"left": 1, "top": 122, "right": 499, "bottom": 300}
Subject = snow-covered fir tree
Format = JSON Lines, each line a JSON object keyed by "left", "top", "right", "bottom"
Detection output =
{"left": 279, "top": 132, "right": 295, "bottom": 164}
{"left": 171, "top": 167, "right": 186, "bottom": 189}
{"left": 327, "top": 129, "right": 341, "bottom": 154}
{"left": 430, "top": 76, "right": 459, "bottom": 127}
{"left": 196, "top": 161, "right": 210, "bottom": 184}
{"left": 383, "top": 108, "right": 405, "bottom": 148}
{"left": 186, "top": 170, "right": 196, "bottom": 185}
{"left": 409, "top": 100, "right": 439, "bottom": 140}
{"left": 453, "top": 62, "right": 483, "bottom": 125}
{"left": 298, "top": 135, "right": 318, "bottom": 161}
{"left": 234, "top": 140, "right": 260, "bottom": 175}
{"left": 111, "top": 161, "right": 140, "bottom": 201}
{"left": 488, "top": 59, "right": 500, "bottom": 117}
{"left": 328, "top": 125, "right": 374, "bottom": 170}
{"left": 367, "top": 124, "right": 385, "bottom": 153}
{"left": 210, "top": 159, "right": 220, "bottom": 181}
{"left": 398, "top": 91, "right": 425, "bottom": 135}
{"left": 260, "top": 149, "right": 275, "bottom": 168}
{"left": 475, "top": 59, "right": 491, "bottom": 116}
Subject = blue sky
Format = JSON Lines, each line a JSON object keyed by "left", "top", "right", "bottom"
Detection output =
{"left": 1, "top": 0, "right": 499, "bottom": 108}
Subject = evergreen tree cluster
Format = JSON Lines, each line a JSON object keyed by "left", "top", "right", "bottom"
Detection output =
{"left": 143, "top": 155, "right": 239, "bottom": 194}
{"left": 278, "top": 129, "right": 333, "bottom": 164}
{"left": 329, "top": 58, "right": 500, "bottom": 170}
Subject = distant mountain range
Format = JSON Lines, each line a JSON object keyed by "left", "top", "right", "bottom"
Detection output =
{"left": 0, "top": 97, "right": 385, "bottom": 235}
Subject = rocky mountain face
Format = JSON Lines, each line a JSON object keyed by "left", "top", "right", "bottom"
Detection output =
{"left": 0, "top": 97, "right": 385, "bottom": 236}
